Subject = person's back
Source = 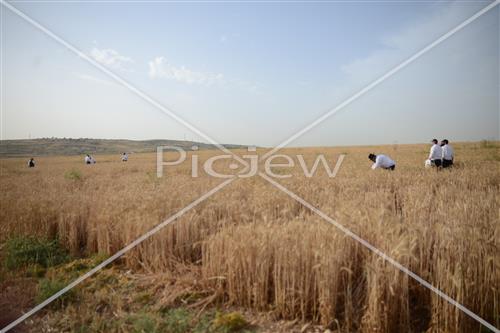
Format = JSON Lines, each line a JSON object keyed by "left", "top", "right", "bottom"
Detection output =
{"left": 28, "top": 158, "right": 35, "bottom": 168}
{"left": 442, "top": 140, "right": 454, "bottom": 168}
{"left": 442, "top": 144, "right": 453, "bottom": 159}
{"left": 85, "top": 155, "right": 91, "bottom": 164}
{"left": 369, "top": 153, "right": 396, "bottom": 170}
{"left": 122, "top": 153, "right": 128, "bottom": 162}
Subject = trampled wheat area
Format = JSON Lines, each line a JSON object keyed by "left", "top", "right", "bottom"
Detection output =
{"left": 0, "top": 142, "right": 498, "bottom": 332}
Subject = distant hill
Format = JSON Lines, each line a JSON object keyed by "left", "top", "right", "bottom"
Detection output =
{"left": 0, "top": 138, "right": 248, "bottom": 157}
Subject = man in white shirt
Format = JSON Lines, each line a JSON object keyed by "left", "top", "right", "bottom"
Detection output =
{"left": 85, "top": 154, "right": 96, "bottom": 164}
{"left": 121, "top": 152, "right": 128, "bottom": 162}
{"left": 369, "top": 153, "right": 396, "bottom": 170}
{"left": 441, "top": 139, "right": 454, "bottom": 168}
{"left": 428, "top": 139, "right": 442, "bottom": 167}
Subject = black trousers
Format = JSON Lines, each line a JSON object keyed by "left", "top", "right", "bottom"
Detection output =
{"left": 442, "top": 159, "right": 453, "bottom": 168}
{"left": 384, "top": 165, "right": 395, "bottom": 170}
{"left": 431, "top": 159, "right": 442, "bottom": 167}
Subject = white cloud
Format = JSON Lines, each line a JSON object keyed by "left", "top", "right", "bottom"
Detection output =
{"left": 148, "top": 57, "right": 224, "bottom": 86}
{"left": 90, "top": 47, "right": 134, "bottom": 71}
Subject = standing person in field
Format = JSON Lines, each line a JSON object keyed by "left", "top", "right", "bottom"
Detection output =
{"left": 368, "top": 153, "right": 396, "bottom": 170}
{"left": 441, "top": 139, "right": 454, "bottom": 168}
{"left": 428, "top": 139, "right": 442, "bottom": 168}
{"left": 28, "top": 158, "right": 35, "bottom": 168}
{"left": 121, "top": 152, "right": 128, "bottom": 162}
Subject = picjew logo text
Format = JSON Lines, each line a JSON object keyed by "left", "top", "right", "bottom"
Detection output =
{"left": 157, "top": 146, "right": 345, "bottom": 179}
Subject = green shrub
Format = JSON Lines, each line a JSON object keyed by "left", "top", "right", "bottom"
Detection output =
{"left": 129, "top": 313, "right": 159, "bottom": 333}
{"left": 73, "top": 324, "right": 90, "bottom": 333}
{"left": 4, "top": 236, "right": 69, "bottom": 269}
{"left": 36, "top": 278, "right": 76, "bottom": 308}
{"left": 55, "top": 253, "right": 108, "bottom": 273}
{"left": 25, "top": 264, "right": 47, "bottom": 278}
{"left": 65, "top": 169, "right": 82, "bottom": 181}
{"left": 487, "top": 154, "right": 500, "bottom": 162}
{"left": 161, "top": 308, "right": 193, "bottom": 333}
{"left": 212, "top": 312, "right": 248, "bottom": 332}
{"left": 480, "top": 140, "right": 498, "bottom": 149}
{"left": 193, "top": 311, "right": 215, "bottom": 333}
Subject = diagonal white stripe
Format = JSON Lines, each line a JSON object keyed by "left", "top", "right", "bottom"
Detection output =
{"left": 259, "top": 172, "right": 500, "bottom": 333}
{"left": 261, "top": 0, "right": 499, "bottom": 161}
{"left": 0, "top": 177, "right": 236, "bottom": 333}
{"left": 0, "top": 0, "right": 249, "bottom": 170}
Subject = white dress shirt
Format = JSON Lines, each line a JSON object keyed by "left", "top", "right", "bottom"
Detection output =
{"left": 372, "top": 154, "right": 395, "bottom": 169}
{"left": 442, "top": 144, "right": 454, "bottom": 160}
{"left": 85, "top": 156, "right": 91, "bottom": 163}
{"left": 428, "top": 144, "right": 442, "bottom": 160}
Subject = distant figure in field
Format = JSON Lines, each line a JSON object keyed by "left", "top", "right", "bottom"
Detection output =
{"left": 368, "top": 153, "right": 396, "bottom": 170}
{"left": 428, "top": 139, "right": 442, "bottom": 168}
{"left": 85, "top": 154, "right": 96, "bottom": 164}
{"left": 441, "top": 139, "right": 454, "bottom": 168}
{"left": 28, "top": 158, "right": 35, "bottom": 168}
{"left": 121, "top": 152, "right": 128, "bottom": 162}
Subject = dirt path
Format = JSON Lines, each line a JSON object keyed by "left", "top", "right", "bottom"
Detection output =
{"left": 0, "top": 278, "right": 37, "bottom": 332}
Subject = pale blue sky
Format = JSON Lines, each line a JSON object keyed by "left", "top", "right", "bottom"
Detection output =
{"left": 1, "top": 1, "right": 498, "bottom": 147}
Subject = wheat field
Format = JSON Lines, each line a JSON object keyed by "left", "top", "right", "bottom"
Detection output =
{"left": 0, "top": 142, "right": 498, "bottom": 332}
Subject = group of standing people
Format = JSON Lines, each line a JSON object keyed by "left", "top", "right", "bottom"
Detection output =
{"left": 368, "top": 139, "right": 454, "bottom": 171}
{"left": 427, "top": 139, "right": 454, "bottom": 168}
{"left": 85, "top": 152, "right": 128, "bottom": 164}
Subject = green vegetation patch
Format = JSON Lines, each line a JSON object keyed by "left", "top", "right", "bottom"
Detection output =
{"left": 33, "top": 254, "right": 109, "bottom": 310}
{"left": 64, "top": 169, "right": 83, "bottom": 181}
{"left": 128, "top": 312, "right": 162, "bottom": 333}
{"left": 36, "top": 277, "right": 77, "bottom": 308}
{"left": 4, "top": 236, "right": 69, "bottom": 269}
{"left": 160, "top": 309, "right": 252, "bottom": 333}
{"left": 159, "top": 308, "right": 193, "bottom": 333}
{"left": 480, "top": 140, "right": 499, "bottom": 149}
{"left": 48, "top": 254, "right": 108, "bottom": 277}
{"left": 212, "top": 311, "right": 250, "bottom": 333}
